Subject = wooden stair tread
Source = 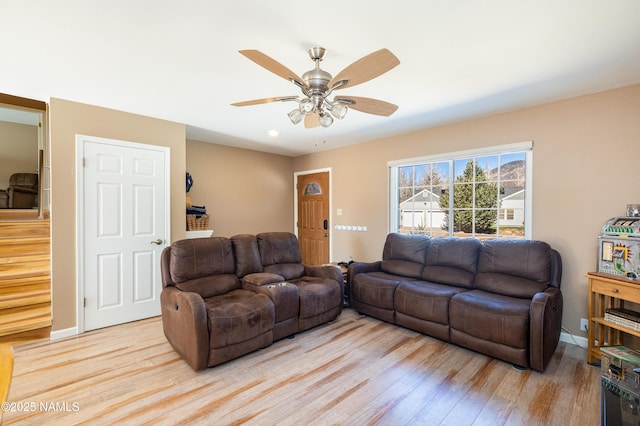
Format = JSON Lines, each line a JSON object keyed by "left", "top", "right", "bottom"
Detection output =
{"left": 0, "top": 253, "right": 50, "bottom": 265}
{"left": 0, "top": 261, "right": 50, "bottom": 279}
{"left": 0, "top": 215, "right": 51, "bottom": 339}
{"left": 0, "top": 289, "right": 50, "bottom": 310}
{"left": 0, "top": 276, "right": 51, "bottom": 289}
{"left": 0, "top": 317, "right": 52, "bottom": 337}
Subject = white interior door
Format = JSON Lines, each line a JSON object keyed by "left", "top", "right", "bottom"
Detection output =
{"left": 78, "top": 135, "right": 169, "bottom": 331}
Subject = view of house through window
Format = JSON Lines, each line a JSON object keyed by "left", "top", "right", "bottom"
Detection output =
{"left": 389, "top": 143, "right": 532, "bottom": 240}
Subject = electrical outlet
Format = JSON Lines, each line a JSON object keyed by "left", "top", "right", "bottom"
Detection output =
{"left": 580, "top": 318, "right": 589, "bottom": 332}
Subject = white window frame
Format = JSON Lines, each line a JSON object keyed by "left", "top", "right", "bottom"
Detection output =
{"left": 388, "top": 141, "right": 533, "bottom": 239}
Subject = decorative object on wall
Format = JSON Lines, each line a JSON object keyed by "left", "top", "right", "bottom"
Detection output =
{"left": 231, "top": 47, "right": 400, "bottom": 128}
{"left": 184, "top": 171, "right": 209, "bottom": 230}
{"left": 186, "top": 172, "right": 193, "bottom": 193}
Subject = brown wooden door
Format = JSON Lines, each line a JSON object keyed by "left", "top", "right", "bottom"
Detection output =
{"left": 297, "top": 172, "right": 330, "bottom": 265}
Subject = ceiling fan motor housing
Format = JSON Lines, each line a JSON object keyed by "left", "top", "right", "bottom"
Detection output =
{"left": 302, "top": 68, "right": 332, "bottom": 95}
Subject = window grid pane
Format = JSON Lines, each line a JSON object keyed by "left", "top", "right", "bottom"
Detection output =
{"left": 393, "top": 150, "right": 528, "bottom": 240}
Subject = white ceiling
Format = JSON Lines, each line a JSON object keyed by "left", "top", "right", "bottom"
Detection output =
{"left": 2, "top": 1, "right": 639, "bottom": 157}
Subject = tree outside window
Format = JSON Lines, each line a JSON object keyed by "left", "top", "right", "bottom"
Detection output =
{"left": 439, "top": 159, "right": 498, "bottom": 235}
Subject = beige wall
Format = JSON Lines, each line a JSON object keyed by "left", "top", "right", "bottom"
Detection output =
{"left": 49, "top": 98, "right": 186, "bottom": 331}
{"left": 186, "top": 140, "right": 294, "bottom": 237}
{"left": 0, "top": 121, "right": 38, "bottom": 188}
{"left": 293, "top": 84, "right": 640, "bottom": 337}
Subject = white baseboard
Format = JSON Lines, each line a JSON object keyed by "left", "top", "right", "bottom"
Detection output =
{"left": 50, "top": 327, "right": 78, "bottom": 341}
{"left": 560, "top": 331, "right": 587, "bottom": 348}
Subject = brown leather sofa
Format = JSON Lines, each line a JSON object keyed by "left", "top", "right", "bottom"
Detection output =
{"left": 160, "top": 232, "right": 343, "bottom": 370}
{"left": 349, "top": 233, "right": 563, "bottom": 372}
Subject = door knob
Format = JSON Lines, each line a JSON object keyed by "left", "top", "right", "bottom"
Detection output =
{"left": 151, "top": 239, "right": 163, "bottom": 245}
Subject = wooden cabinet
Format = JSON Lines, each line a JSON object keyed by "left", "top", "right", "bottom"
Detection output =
{"left": 587, "top": 272, "right": 640, "bottom": 364}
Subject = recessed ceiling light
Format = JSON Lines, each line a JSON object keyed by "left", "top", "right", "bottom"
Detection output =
{"left": 268, "top": 130, "right": 279, "bottom": 137}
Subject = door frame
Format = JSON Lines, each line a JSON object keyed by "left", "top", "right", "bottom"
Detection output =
{"left": 75, "top": 134, "right": 171, "bottom": 333}
{"left": 293, "top": 167, "right": 332, "bottom": 263}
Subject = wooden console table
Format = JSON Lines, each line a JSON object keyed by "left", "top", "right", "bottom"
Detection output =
{"left": 587, "top": 272, "right": 640, "bottom": 364}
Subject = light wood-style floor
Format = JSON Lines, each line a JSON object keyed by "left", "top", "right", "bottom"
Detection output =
{"left": 3, "top": 309, "right": 600, "bottom": 425}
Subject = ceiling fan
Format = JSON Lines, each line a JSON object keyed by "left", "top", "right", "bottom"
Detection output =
{"left": 231, "top": 47, "right": 400, "bottom": 128}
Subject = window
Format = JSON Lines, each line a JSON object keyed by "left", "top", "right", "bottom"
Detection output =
{"left": 389, "top": 142, "right": 532, "bottom": 240}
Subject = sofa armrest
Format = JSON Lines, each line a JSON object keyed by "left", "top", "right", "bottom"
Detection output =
{"left": 160, "top": 287, "right": 209, "bottom": 370}
{"left": 8, "top": 186, "right": 37, "bottom": 195}
{"left": 347, "top": 261, "right": 381, "bottom": 283}
{"left": 529, "top": 287, "right": 563, "bottom": 372}
{"left": 304, "top": 264, "right": 343, "bottom": 284}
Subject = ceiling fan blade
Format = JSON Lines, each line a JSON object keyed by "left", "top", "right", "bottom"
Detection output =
{"left": 239, "top": 50, "right": 308, "bottom": 88}
{"left": 329, "top": 49, "right": 400, "bottom": 90}
{"left": 335, "top": 96, "right": 399, "bottom": 116}
{"left": 231, "top": 96, "right": 298, "bottom": 107}
{"left": 304, "top": 113, "right": 320, "bottom": 128}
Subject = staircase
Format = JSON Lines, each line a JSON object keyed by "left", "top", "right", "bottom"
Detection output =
{"left": 0, "top": 211, "right": 51, "bottom": 342}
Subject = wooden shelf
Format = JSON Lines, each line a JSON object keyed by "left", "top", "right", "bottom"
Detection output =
{"left": 592, "top": 317, "right": 640, "bottom": 337}
{"left": 587, "top": 272, "right": 640, "bottom": 364}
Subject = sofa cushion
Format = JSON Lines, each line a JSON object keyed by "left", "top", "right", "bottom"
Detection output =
{"left": 205, "top": 290, "right": 274, "bottom": 348}
{"left": 380, "top": 233, "right": 430, "bottom": 278}
{"left": 257, "top": 232, "right": 302, "bottom": 265}
{"left": 169, "top": 237, "right": 241, "bottom": 298}
{"left": 175, "top": 274, "right": 240, "bottom": 299}
{"left": 449, "top": 290, "right": 530, "bottom": 350}
{"left": 394, "top": 280, "right": 467, "bottom": 325}
{"left": 169, "top": 237, "right": 235, "bottom": 283}
{"left": 231, "top": 234, "right": 263, "bottom": 277}
{"left": 421, "top": 238, "right": 482, "bottom": 288}
{"left": 352, "top": 271, "right": 407, "bottom": 310}
{"left": 475, "top": 240, "right": 553, "bottom": 298}
{"left": 292, "top": 276, "right": 342, "bottom": 319}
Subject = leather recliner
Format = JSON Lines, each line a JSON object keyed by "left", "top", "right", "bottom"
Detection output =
{"left": 0, "top": 173, "right": 38, "bottom": 209}
{"left": 160, "top": 237, "right": 275, "bottom": 370}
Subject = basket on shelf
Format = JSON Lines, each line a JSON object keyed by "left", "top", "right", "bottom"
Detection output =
{"left": 187, "top": 214, "right": 209, "bottom": 231}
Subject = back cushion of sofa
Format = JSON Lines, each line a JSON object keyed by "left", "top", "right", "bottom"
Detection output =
{"left": 257, "top": 232, "right": 303, "bottom": 265}
{"left": 169, "top": 237, "right": 240, "bottom": 298}
{"left": 380, "top": 233, "right": 429, "bottom": 279}
{"left": 175, "top": 274, "right": 240, "bottom": 299}
{"left": 475, "top": 240, "right": 553, "bottom": 298}
{"left": 421, "top": 238, "right": 482, "bottom": 288}
{"left": 231, "top": 234, "right": 263, "bottom": 277}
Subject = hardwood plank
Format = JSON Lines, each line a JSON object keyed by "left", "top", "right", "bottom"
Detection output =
{"left": 0, "top": 222, "right": 49, "bottom": 239}
{"left": 2, "top": 310, "right": 601, "bottom": 425}
{"left": 0, "top": 240, "right": 50, "bottom": 257}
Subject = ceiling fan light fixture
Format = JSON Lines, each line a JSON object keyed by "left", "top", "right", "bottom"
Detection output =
{"left": 233, "top": 47, "right": 400, "bottom": 129}
{"left": 319, "top": 113, "right": 333, "bottom": 128}
{"left": 330, "top": 102, "right": 348, "bottom": 120}
{"left": 288, "top": 108, "right": 303, "bottom": 125}
{"left": 299, "top": 98, "right": 314, "bottom": 114}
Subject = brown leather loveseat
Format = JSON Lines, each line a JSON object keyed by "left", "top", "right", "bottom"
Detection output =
{"left": 160, "top": 232, "right": 343, "bottom": 370}
{"left": 349, "top": 233, "right": 563, "bottom": 372}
